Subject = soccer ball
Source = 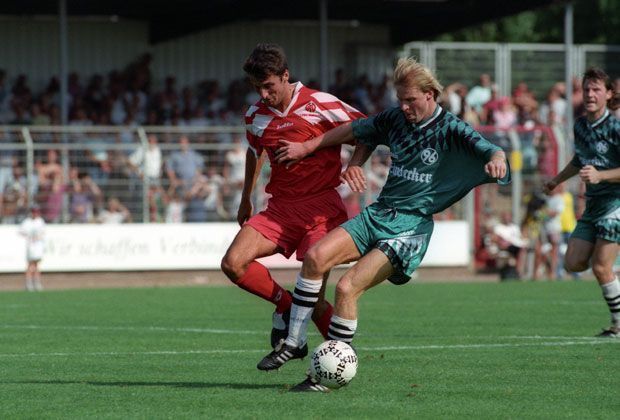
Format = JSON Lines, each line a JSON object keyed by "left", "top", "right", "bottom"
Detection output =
{"left": 309, "top": 340, "right": 358, "bottom": 389}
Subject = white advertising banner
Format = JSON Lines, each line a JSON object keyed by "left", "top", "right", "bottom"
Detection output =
{"left": 0, "top": 221, "right": 469, "bottom": 273}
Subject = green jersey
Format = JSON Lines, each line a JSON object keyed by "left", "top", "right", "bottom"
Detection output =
{"left": 571, "top": 109, "right": 620, "bottom": 198}
{"left": 351, "top": 105, "right": 510, "bottom": 216}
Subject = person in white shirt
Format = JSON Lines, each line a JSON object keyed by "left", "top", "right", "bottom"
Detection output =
{"left": 19, "top": 206, "right": 45, "bottom": 291}
{"left": 98, "top": 197, "right": 132, "bottom": 224}
{"left": 129, "top": 133, "right": 163, "bottom": 185}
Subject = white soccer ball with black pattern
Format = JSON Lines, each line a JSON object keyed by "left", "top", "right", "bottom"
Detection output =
{"left": 309, "top": 340, "right": 358, "bottom": 389}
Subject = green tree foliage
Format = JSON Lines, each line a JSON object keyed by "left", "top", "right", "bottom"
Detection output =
{"left": 434, "top": 0, "right": 620, "bottom": 44}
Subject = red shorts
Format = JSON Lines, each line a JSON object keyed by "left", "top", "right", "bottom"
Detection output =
{"left": 246, "top": 189, "right": 348, "bottom": 260}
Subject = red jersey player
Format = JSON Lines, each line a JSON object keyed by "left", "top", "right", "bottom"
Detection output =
{"left": 220, "top": 44, "right": 364, "bottom": 356}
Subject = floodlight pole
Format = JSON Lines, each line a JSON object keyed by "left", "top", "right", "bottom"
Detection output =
{"left": 564, "top": 2, "right": 574, "bottom": 156}
{"left": 59, "top": 0, "right": 69, "bottom": 126}
{"left": 319, "top": 0, "right": 329, "bottom": 90}
{"left": 59, "top": 0, "right": 71, "bottom": 222}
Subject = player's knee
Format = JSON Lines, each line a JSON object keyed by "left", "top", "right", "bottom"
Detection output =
{"left": 563, "top": 257, "right": 588, "bottom": 273}
{"left": 220, "top": 254, "right": 243, "bottom": 282}
{"left": 591, "top": 261, "right": 613, "bottom": 281}
{"left": 303, "top": 246, "right": 331, "bottom": 277}
{"left": 335, "top": 276, "right": 358, "bottom": 301}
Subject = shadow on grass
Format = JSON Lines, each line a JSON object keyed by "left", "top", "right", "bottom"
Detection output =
{"left": 3, "top": 379, "right": 283, "bottom": 390}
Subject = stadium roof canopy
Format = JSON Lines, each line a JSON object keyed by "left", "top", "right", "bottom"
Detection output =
{"left": 3, "top": 0, "right": 566, "bottom": 45}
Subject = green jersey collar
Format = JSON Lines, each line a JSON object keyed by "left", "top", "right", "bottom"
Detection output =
{"left": 590, "top": 108, "right": 610, "bottom": 129}
{"left": 411, "top": 105, "right": 442, "bottom": 129}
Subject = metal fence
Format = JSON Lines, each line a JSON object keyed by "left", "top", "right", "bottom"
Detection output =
{"left": 403, "top": 41, "right": 620, "bottom": 101}
{"left": 0, "top": 125, "right": 250, "bottom": 224}
{"left": 0, "top": 123, "right": 562, "bottom": 227}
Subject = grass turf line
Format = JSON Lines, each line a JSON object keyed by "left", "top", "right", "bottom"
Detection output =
{"left": 0, "top": 281, "right": 618, "bottom": 419}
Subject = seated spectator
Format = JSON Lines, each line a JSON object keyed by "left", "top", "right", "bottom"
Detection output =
{"left": 147, "top": 184, "right": 166, "bottom": 222}
{"left": 184, "top": 171, "right": 211, "bottom": 223}
{"left": 69, "top": 169, "right": 102, "bottom": 223}
{"left": 442, "top": 82, "right": 468, "bottom": 117}
{"left": 351, "top": 74, "right": 375, "bottom": 115}
{"left": 480, "top": 84, "right": 501, "bottom": 124}
{"left": 98, "top": 197, "right": 132, "bottom": 224}
{"left": 512, "top": 81, "right": 538, "bottom": 112}
{"left": 1, "top": 164, "right": 28, "bottom": 223}
{"left": 203, "top": 167, "right": 228, "bottom": 221}
{"left": 165, "top": 135, "right": 204, "bottom": 194}
{"left": 492, "top": 97, "right": 517, "bottom": 130}
{"left": 37, "top": 169, "right": 65, "bottom": 223}
{"left": 128, "top": 133, "right": 163, "bottom": 185}
{"left": 0, "top": 134, "right": 17, "bottom": 215}
{"left": 539, "top": 83, "right": 567, "bottom": 126}
{"left": 11, "top": 74, "right": 32, "bottom": 109}
{"left": 165, "top": 188, "right": 185, "bottom": 223}
{"left": 375, "top": 74, "right": 398, "bottom": 112}
{"left": 492, "top": 211, "right": 527, "bottom": 280}
{"left": 0, "top": 69, "right": 11, "bottom": 123}
{"left": 30, "top": 102, "right": 51, "bottom": 126}
{"left": 466, "top": 73, "right": 493, "bottom": 113}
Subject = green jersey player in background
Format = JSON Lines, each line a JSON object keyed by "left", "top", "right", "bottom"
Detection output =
{"left": 544, "top": 67, "right": 620, "bottom": 338}
{"left": 257, "top": 57, "right": 510, "bottom": 392}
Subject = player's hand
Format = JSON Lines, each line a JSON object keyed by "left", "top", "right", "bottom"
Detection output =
{"left": 275, "top": 140, "right": 310, "bottom": 166}
{"left": 341, "top": 165, "right": 367, "bottom": 192}
{"left": 542, "top": 179, "right": 558, "bottom": 195}
{"left": 484, "top": 157, "right": 507, "bottom": 179}
{"left": 236, "top": 198, "right": 253, "bottom": 226}
{"left": 579, "top": 165, "right": 602, "bottom": 184}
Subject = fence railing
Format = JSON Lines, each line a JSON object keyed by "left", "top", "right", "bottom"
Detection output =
{"left": 1, "top": 123, "right": 561, "bottom": 232}
{"left": 402, "top": 41, "right": 620, "bottom": 100}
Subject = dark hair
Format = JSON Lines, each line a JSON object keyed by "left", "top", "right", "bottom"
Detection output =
{"left": 242, "top": 43, "right": 288, "bottom": 82}
{"left": 582, "top": 67, "right": 620, "bottom": 111}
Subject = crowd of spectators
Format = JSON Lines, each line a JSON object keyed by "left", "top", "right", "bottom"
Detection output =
{"left": 1, "top": 53, "right": 618, "bottom": 274}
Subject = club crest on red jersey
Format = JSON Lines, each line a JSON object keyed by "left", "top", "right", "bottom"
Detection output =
{"left": 305, "top": 101, "right": 317, "bottom": 113}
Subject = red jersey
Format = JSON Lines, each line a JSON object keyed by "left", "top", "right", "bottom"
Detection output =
{"left": 245, "top": 82, "right": 364, "bottom": 199}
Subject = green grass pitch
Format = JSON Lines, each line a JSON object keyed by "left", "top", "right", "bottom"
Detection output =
{"left": 0, "top": 281, "right": 618, "bottom": 418}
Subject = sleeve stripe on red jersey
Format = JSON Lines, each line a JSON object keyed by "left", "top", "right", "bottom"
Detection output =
{"left": 311, "top": 92, "right": 364, "bottom": 117}
{"left": 246, "top": 114, "right": 274, "bottom": 137}
{"left": 311, "top": 92, "right": 340, "bottom": 103}
{"left": 319, "top": 108, "right": 353, "bottom": 123}
{"left": 245, "top": 105, "right": 259, "bottom": 117}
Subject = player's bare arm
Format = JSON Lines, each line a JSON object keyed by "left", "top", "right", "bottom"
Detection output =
{"left": 579, "top": 165, "right": 620, "bottom": 184}
{"left": 484, "top": 150, "right": 508, "bottom": 179}
{"left": 275, "top": 122, "right": 355, "bottom": 165}
{"left": 237, "top": 149, "right": 264, "bottom": 225}
{"left": 543, "top": 162, "right": 580, "bottom": 194}
{"left": 341, "top": 143, "right": 374, "bottom": 192}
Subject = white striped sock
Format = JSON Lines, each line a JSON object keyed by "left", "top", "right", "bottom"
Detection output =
{"left": 601, "top": 277, "right": 620, "bottom": 327}
{"left": 328, "top": 314, "right": 358, "bottom": 343}
{"left": 285, "top": 274, "right": 322, "bottom": 348}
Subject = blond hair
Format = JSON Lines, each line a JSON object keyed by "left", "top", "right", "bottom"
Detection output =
{"left": 393, "top": 57, "right": 443, "bottom": 100}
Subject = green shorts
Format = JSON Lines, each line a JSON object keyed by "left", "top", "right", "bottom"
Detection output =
{"left": 571, "top": 196, "right": 620, "bottom": 244}
{"left": 341, "top": 203, "right": 434, "bottom": 285}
